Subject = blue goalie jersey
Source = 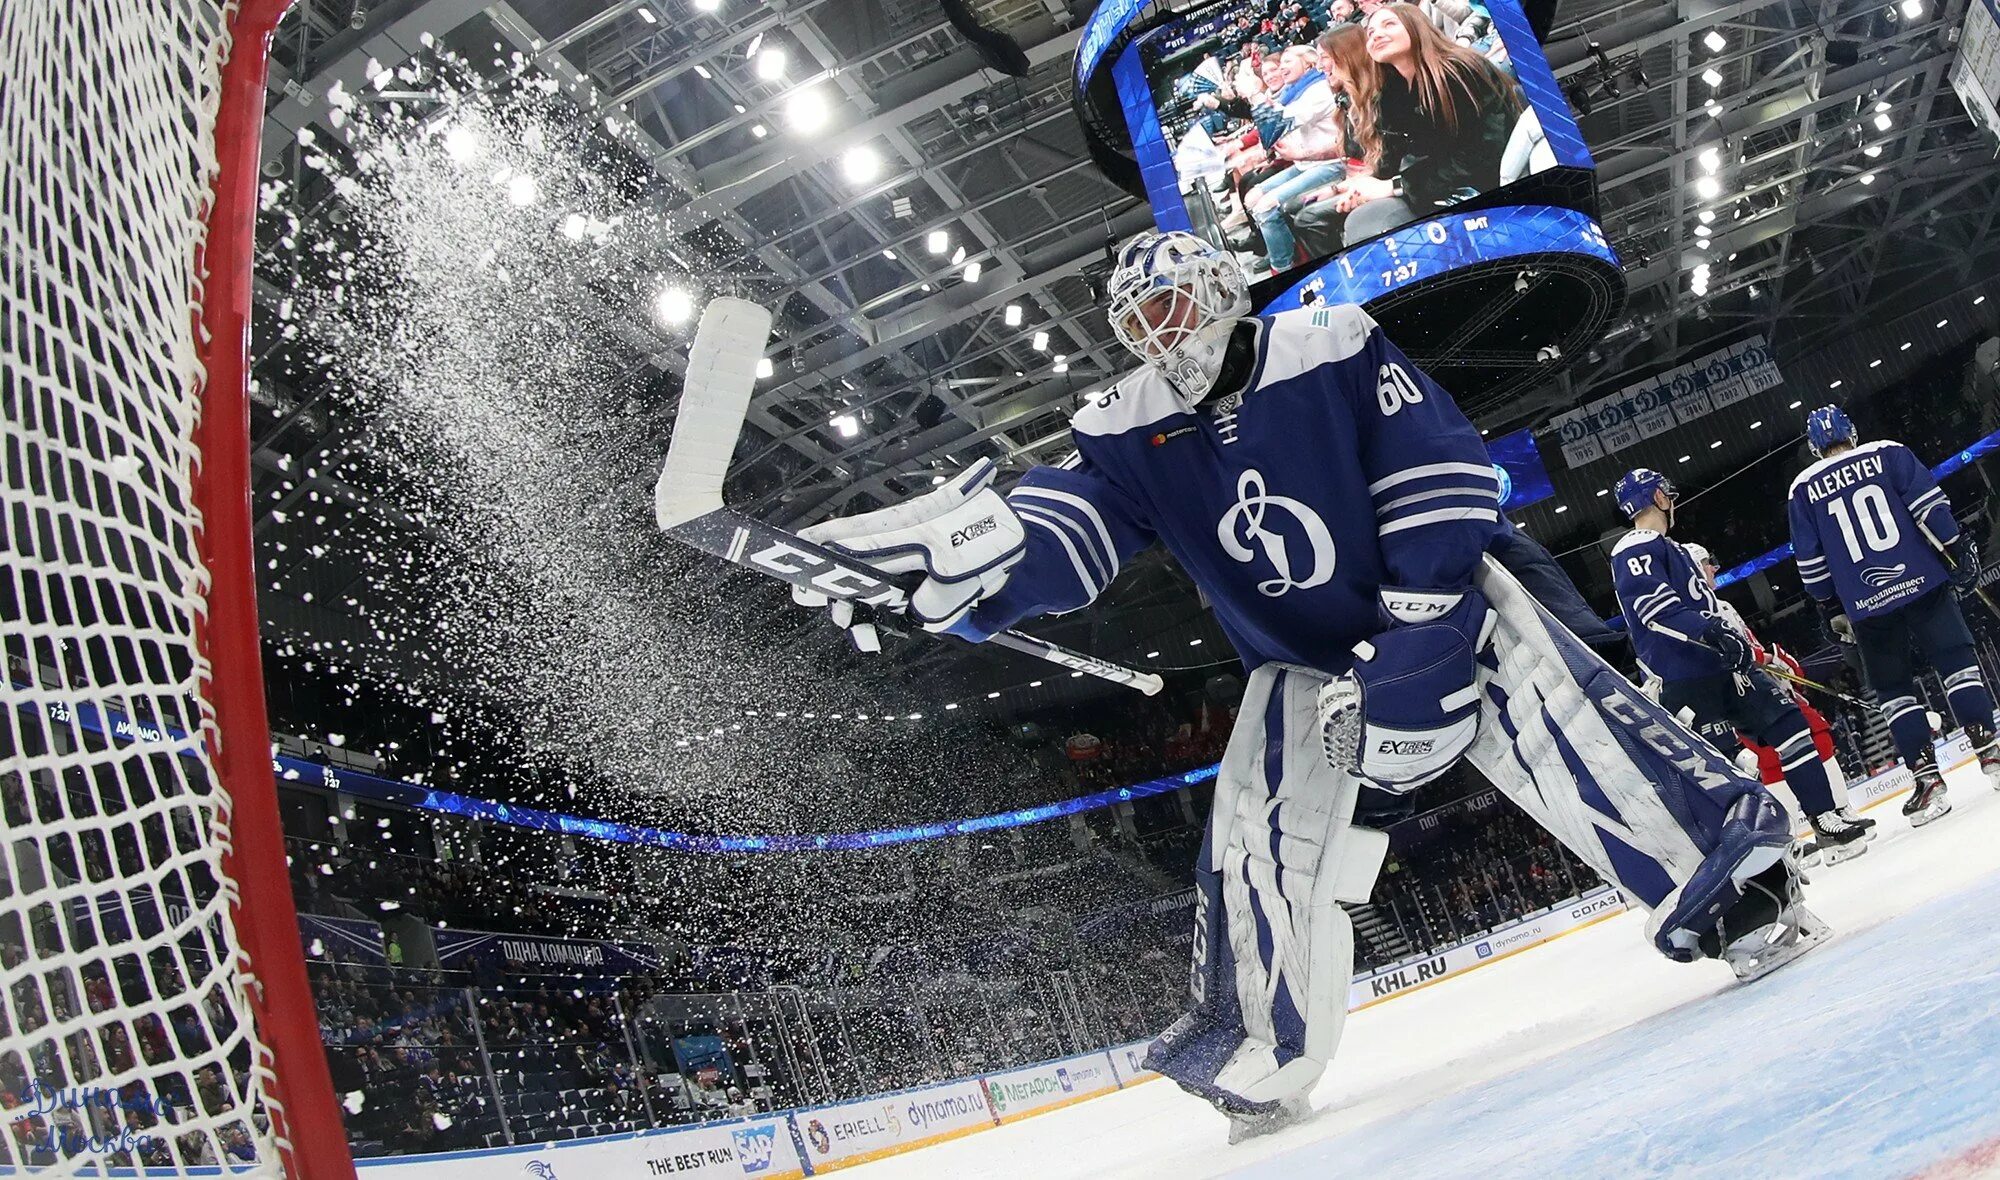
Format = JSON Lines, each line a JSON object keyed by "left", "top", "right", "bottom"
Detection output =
{"left": 1785, "top": 439, "right": 1956, "bottom": 620}
{"left": 957, "top": 304, "right": 1503, "bottom": 674}
{"left": 1610, "top": 530, "right": 1729, "bottom": 682}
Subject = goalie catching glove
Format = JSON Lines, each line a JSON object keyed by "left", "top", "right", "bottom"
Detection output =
{"left": 791, "top": 459, "right": 1026, "bottom": 647}
{"left": 1316, "top": 588, "right": 1494, "bottom": 791}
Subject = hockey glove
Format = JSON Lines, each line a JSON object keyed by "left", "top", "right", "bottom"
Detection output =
{"left": 1947, "top": 535, "right": 1982, "bottom": 598}
{"left": 791, "top": 460, "right": 1026, "bottom": 641}
{"left": 1701, "top": 620, "right": 1757, "bottom": 675}
{"left": 1316, "top": 588, "right": 1493, "bottom": 792}
{"left": 1815, "top": 598, "right": 1856, "bottom": 647}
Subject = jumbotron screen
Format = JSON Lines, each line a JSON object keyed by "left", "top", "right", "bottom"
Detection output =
{"left": 1111, "top": 0, "right": 1591, "bottom": 289}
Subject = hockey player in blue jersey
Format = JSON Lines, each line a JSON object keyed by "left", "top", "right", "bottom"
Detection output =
{"left": 1786, "top": 405, "right": 2000, "bottom": 824}
{"left": 1609, "top": 471, "right": 1869, "bottom": 864}
{"left": 791, "top": 231, "right": 1818, "bottom": 1140}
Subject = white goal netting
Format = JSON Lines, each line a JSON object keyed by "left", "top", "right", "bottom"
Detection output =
{"left": 2, "top": 0, "right": 339, "bottom": 1174}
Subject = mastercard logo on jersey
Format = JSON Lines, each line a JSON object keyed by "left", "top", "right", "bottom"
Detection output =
{"left": 1151, "top": 425, "right": 1198, "bottom": 447}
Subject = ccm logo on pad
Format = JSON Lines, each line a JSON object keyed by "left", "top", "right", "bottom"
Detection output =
{"left": 1382, "top": 595, "right": 1452, "bottom": 618}
{"left": 951, "top": 516, "right": 999, "bottom": 547}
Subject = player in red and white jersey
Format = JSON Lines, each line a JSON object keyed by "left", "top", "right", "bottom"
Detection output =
{"left": 1683, "top": 543, "right": 1874, "bottom": 841}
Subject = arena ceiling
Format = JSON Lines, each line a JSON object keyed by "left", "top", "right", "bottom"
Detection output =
{"left": 252, "top": 0, "right": 2000, "bottom": 720}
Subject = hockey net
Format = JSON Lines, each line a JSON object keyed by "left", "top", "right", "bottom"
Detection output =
{"left": 1, "top": 1, "right": 351, "bottom": 1175}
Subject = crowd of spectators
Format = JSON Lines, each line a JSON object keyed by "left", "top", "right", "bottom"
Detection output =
{"left": 1160, "top": 0, "right": 1529, "bottom": 280}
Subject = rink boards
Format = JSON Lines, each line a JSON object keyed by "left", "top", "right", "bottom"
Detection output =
{"left": 355, "top": 750, "right": 1958, "bottom": 1180}
{"left": 353, "top": 1049, "right": 1137, "bottom": 1179}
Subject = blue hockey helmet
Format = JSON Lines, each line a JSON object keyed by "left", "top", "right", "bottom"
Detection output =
{"left": 1805, "top": 405, "right": 1856, "bottom": 457}
{"left": 1614, "top": 467, "right": 1675, "bottom": 520}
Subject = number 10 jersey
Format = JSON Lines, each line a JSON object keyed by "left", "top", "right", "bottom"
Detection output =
{"left": 1785, "top": 438, "right": 1957, "bottom": 620}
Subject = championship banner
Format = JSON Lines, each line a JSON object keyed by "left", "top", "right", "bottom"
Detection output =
{"left": 1552, "top": 337, "right": 1782, "bottom": 467}
{"left": 431, "top": 928, "right": 667, "bottom": 980}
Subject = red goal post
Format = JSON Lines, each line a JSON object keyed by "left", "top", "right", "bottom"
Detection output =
{"left": 3, "top": 1, "right": 355, "bottom": 1175}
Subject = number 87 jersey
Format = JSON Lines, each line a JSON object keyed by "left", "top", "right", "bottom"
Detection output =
{"left": 1786, "top": 438, "right": 1958, "bottom": 619}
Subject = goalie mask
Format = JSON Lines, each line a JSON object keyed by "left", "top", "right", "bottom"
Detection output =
{"left": 1106, "top": 230, "right": 1250, "bottom": 409}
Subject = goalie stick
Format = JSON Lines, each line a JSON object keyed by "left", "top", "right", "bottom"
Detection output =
{"left": 655, "top": 297, "right": 1164, "bottom": 696}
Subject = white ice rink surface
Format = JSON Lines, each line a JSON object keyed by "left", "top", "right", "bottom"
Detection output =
{"left": 849, "top": 760, "right": 2000, "bottom": 1180}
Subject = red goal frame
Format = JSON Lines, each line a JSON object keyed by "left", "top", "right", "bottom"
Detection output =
{"left": 193, "top": 1, "right": 358, "bottom": 1174}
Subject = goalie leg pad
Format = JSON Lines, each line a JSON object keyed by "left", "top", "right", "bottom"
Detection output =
{"left": 1465, "top": 559, "right": 1792, "bottom": 957}
{"left": 1146, "top": 663, "right": 1369, "bottom": 1116}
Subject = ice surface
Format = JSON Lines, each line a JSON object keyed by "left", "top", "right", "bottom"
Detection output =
{"left": 847, "top": 759, "right": 2000, "bottom": 1179}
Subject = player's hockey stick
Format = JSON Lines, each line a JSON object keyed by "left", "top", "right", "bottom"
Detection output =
{"left": 654, "top": 297, "right": 1164, "bottom": 696}
{"left": 1760, "top": 663, "right": 1873, "bottom": 711}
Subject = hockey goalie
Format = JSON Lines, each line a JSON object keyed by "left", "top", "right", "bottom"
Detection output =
{"left": 790, "top": 231, "right": 1824, "bottom": 1140}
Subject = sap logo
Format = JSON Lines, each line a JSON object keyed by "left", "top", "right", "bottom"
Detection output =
{"left": 732, "top": 1125, "right": 777, "bottom": 1173}
{"left": 1475, "top": 942, "right": 1492, "bottom": 959}
{"left": 950, "top": 516, "right": 999, "bottom": 547}
{"left": 521, "top": 1162, "right": 559, "bottom": 1180}
{"left": 1570, "top": 895, "right": 1620, "bottom": 921}
{"left": 1377, "top": 739, "right": 1435, "bottom": 756}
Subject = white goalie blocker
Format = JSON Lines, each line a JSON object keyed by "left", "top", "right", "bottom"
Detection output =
{"left": 1151, "top": 559, "right": 1801, "bottom": 1121}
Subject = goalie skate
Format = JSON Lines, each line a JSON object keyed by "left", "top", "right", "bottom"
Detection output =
{"left": 1703, "top": 863, "right": 1830, "bottom": 983}
{"left": 1227, "top": 1094, "right": 1313, "bottom": 1144}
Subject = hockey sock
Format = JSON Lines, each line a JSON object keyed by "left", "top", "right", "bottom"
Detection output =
{"left": 1773, "top": 731, "right": 1838, "bottom": 815}
{"left": 1881, "top": 695, "right": 1935, "bottom": 769}
{"left": 1942, "top": 666, "right": 1996, "bottom": 734}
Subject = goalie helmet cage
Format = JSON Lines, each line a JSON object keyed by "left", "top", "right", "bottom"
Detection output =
{"left": 2, "top": 1, "right": 355, "bottom": 1176}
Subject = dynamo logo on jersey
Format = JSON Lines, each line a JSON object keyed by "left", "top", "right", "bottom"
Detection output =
{"left": 1216, "top": 468, "right": 1336, "bottom": 597}
{"left": 732, "top": 1124, "right": 778, "bottom": 1173}
{"left": 1861, "top": 563, "right": 1909, "bottom": 588}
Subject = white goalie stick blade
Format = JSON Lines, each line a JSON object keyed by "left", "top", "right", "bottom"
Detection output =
{"left": 655, "top": 298, "right": 1163, "bottom": 696}
{"left": 656, "top": 297, "right": 773, "bottom": 531}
